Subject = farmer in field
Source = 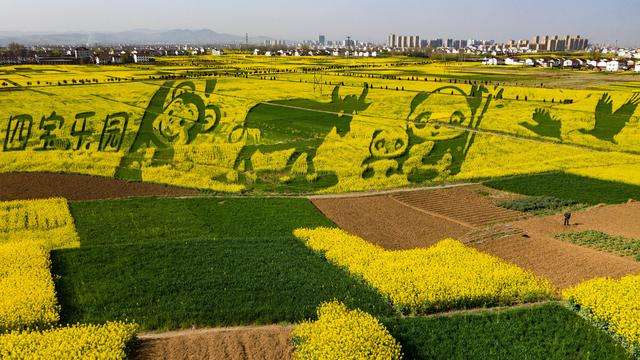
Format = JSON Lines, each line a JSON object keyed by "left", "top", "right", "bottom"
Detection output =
{"left": 563, "top": 211, "right": 572, "bottom": 226}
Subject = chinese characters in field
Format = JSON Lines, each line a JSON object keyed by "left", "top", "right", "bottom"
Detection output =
{"left": 3, "top": 112, "right": 129, "bottom": 152}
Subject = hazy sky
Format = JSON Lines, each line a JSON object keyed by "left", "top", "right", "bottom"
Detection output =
{"left": 2, "top": 0, "right": 639, "bottom": 46}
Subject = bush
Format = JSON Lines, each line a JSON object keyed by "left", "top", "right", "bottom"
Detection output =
{"left": 498, "top": 196, "right": 579, "bottom": 213}
{"left": 292, "top": 302, "right": 401, "bottom": 360}
{"left": 556, "top": 231, "right": 640, "bottom": 261}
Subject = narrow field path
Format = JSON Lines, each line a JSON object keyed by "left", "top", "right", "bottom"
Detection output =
{"left": 134, "top": 324, "right": 294, "bottom": 360}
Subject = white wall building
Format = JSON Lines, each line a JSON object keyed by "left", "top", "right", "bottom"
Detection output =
{"left": 635, "top": 64, "right": 640, "bottom": 73}
{"left": 605, "top": 60, "right": 619, "bottom": 72}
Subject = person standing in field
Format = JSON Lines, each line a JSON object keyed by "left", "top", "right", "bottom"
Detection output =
{"left": 563, "top": 212, "right": 572, "bottom": 226}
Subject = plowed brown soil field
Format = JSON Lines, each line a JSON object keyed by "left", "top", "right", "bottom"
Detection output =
{"left": 473, "top": 232, "right": 640, "bottom": 289}
{"left": 133, "top": 325, "right": 293, "bottom": 360}
{"left": 519, "top": 201, "right": 640, "bottom": 240}
{"left": 0, "top": 172, "right": 199, "bottom": 201}
{"left": 312, "top": 185, "right": 640, "bottom": 289}
{"left": 311, "top": 194, "right": 470, "bottom": 249}
{"left": 474, "top": 202, "right": 640, "bottom": 289}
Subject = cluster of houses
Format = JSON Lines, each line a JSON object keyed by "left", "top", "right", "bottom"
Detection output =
{"left": 253, "top": 48, "right": 378, "bottom": 57}
{"left": 0, "top": 45, "right": 231, "bottom": 65}
{"left": 482, "top": 56, "right": 640, "bottom": 72}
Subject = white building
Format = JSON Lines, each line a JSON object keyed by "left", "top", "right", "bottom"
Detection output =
{"left": 504, "top": 58, "right": 523, "bottom": 66}
{"left": 211, "top": 49, "right": 222, "bottom": 56}
{"left": 563, "top": 59, "right": 573, "bottom": 67}
{"left": 605, "top": 60, "right": 619, "bottom": 72}
{"left": 524, "top": 58, "right": 535, "bottom": 66}
{"left": 635, "top": 64, "right": 640, "bottom": 73}
{"left": 597, "top": 60, "right": 608, "bottom": 70}
{"left": 482, "top": 57, "right": 498, "bottom": 66}
{"left": 133, "top": 54, "right": 152, "bottom": 63}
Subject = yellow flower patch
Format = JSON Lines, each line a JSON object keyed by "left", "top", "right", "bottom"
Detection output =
{"left": 0, "top": 241, "right": 59, "bottom": 331}
{"left": 0, "top": 198, "right": 79, "bottom": 250}
{"left": 0, "top": 322, "right": 138, "bottom": 360}
{"left": 293, "top": 301, "right": 402, "bottom": 360}
{"left": 564, "top": 275, "right": 640, "bottom": 346}
{"left": 294, "top": 227, "right": 553, "bottom": 313}
{"left": 0, "top": 198, "right": 79, "bottom": 331}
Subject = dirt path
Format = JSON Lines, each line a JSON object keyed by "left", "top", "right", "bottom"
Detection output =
{"left": 0, "top": 172, "right": 199, "bottom": 201}
{"left": 133, "top": 325, "right": 293, "bottom": 360}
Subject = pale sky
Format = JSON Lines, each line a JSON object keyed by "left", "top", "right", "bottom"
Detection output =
{"left": 2, "top": 0, "right": 639, "bottom": 46}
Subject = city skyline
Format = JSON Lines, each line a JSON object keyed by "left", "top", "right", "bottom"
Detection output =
{"left": 1, "top": 0, "right": 639, "bottom": 47}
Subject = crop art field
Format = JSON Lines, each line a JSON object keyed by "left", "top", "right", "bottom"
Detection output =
{"left": 1, "top": 56, "right": 640, "bottom": 359}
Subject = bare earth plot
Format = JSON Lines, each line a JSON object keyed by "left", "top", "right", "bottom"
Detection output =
{"left": 313, "top": 185, "right": 640, "bottom": 289}
{"left": 133, "top": 325, "right": 293, "bottom": 360}
{"left": 311, "top": 195, "right": 470, "bottom": 249}
{"left": 473, "top": 232, "right": 640, "bottom": 289}
{"left": 390, "top": 184, "right": 527, "bottom": 227}
{"left": 519, "top": 201, "right": 640, "bottom": 240}
{"left": 474, "top": 201, "right": 640, "bottom": 289}
{"left": 311, "top": 184, "right": 525, "bottom": 250}
{"left": 0, "top": 172, "right": 199, "bottom": 201}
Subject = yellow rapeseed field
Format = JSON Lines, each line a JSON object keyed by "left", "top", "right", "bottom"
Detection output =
{"left": 0, "top": 198, "right": 79, "bottom": 331}
{"left": 0, "top": 198, "right": 80, "bottom": 250}
{"left": 0, "top": 322, "right": 138, "bottom": 359}
{"left": 0, "top": 241, "right": 59, "bottom": 331}
{"left": 292, "top": 301, "right": 402, "bottom": 360}
{"left": 2, "top": 60, "right": 639, "bottom": 194}
{"left": 563, "top": 275, "right": 640, "bottom": 347}
{"left": 294, "top": 227, "right": 554, "bottom": 313}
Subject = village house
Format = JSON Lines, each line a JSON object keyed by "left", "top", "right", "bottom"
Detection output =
{"left": 605, "top": 60, "right": 620, "bottom": 72}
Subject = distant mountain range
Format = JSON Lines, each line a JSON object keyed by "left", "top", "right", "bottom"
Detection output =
{"left": 0, "top": 29, "right": 276, "bottom": 46}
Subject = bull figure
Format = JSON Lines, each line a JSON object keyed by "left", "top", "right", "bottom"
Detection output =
{"left": 115, "top": 80, "right": 221, "bottom": 180}
{"left": 362, "top": 85, "right": 494, "bottom": 183}
{"left": 232, "top": 85, "right": 370, "bottom": 181}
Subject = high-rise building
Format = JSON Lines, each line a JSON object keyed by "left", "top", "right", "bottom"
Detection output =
{"left": 388, "top": 34, "right": 397, "bottom": 48}
{"left": 529, "top": 34, "right": 589, "bottom": 52}
{"left": 319, "top": 35, "right": 326, "bottom": 46}
{"left": 387, "top": 34, "right": 420, "bottom": 49}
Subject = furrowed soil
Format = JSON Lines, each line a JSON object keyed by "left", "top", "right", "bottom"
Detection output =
{"left": 133, "top": 325, "right": 293, "bottom": 360}
{"left": 473, "top": 201, "right": 640, "bottom": 289}
{"left": 520, "top": 201, "right": 640, "bottom": 240}
{"left": 311, "top": 185, "right": 524, "bottom": 250}
{"left": 314, "top": 185, "right": 640, "bottom": 289}
{"left": 0, "top": 172, "right": 199, "bottom": 201}
{"left": 311, "top": 195, "right": 470, "bottom": 249}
